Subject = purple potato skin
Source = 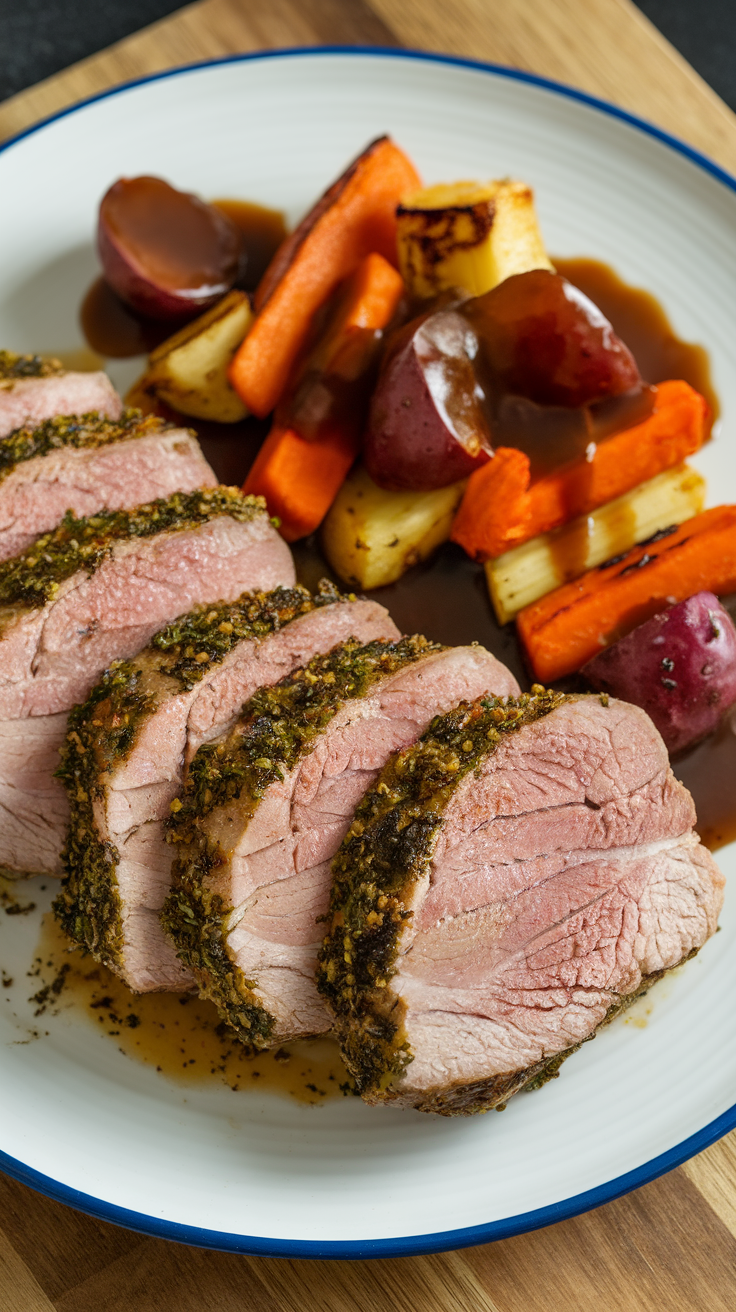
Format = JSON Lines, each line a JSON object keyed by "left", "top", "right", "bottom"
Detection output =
{"left": 364, "top": 310, "right": 492, "bottom": 491}
{"left": 97, "top": 223, "right": 208, "bottom": 321}
{"left": 97, "top": 178, "right": 242, "bottom": 322}
{"left": 583, "top": 591, "right": 736, "bottom": 755}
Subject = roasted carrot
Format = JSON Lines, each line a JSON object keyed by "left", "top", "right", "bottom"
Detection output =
{"left": 277, "top": 251, "right": 405, "bottom": 441}
{"left": 451, "top": 447, "right": 530, "bottom": 559}
{"left": 451, "top": 380, "right": 709, "bottom": 560}
{"left": 229, "top": 137, "right": 421, "bottom": 418}
{"left": 244, "top": 252, "right": 405, "bottom": 540}
{"left": 243, "top": 425, "right": 356, "bottom": 542}
{"left": 516, "top": 504, "right": 736, "bottom": 681}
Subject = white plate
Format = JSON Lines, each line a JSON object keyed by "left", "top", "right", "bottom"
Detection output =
{"left": 0, "top": 48, "right": 735, "bottom": 1258}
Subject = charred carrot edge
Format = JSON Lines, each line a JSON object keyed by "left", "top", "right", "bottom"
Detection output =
{"left": 229, "top": 137, "right": 421, "bottom": 418}
{"left": 243, "top": 426, "right": 355, "bottom": 542}
{"left": 244, "top": 252, "right": 405, "bottom": 541}
{"left": 451, "top": 380, "right": 709, "bottom": 561}
{"left": 516, "top": 504, "right": 736, "bottom": 682}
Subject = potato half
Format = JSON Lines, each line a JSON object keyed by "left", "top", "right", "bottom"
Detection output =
{"left": 322, "top": 462, "right": 466, "bottom": 590}
{"left": 397, "top": 179, "right": 553, "bottom": 299}
{"left": 144, "top": 289, "right": 252, "bottom": 422}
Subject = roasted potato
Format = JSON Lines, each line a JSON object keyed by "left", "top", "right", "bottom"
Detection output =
{"left": 141, "top": 290, "right": 252, "bottom": 422}
{"left": 397, "top": 179, "right": 553, "bottom": 299}
{"left": 365, "top": 308, "right": 491, "bottom": 491}
{"left": 322, "top": 462, "right": 466, "bottom": 589}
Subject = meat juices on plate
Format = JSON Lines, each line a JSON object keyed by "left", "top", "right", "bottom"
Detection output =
{"left": 0, "top": 488, "right": 295, "bottom": 877}
{"left": 320, "top": 691, "right": 725, "bottom": 1115}
{"left": 0, "top": 411, "right": 217, "bottom": 562}
{"left": 56, "top": 585, "right": 399, "bottom": 992}
{"left": 162, "top": 638, "right": 519, "bottom": 1047}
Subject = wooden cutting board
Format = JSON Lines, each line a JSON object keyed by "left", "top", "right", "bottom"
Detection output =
{"left": 1, "top": 2, "right": 736, "bottom": 1308}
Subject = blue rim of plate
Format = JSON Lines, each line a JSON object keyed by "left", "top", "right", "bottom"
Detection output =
{"left": 1, "top": 44, "right": 735, "bottom": 1259}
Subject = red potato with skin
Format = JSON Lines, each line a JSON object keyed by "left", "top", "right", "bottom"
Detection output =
{"left": 365, "top": 270, "right": 644, "bottom": 493}
{"left": 583, "top": 592, "right": 736, "bottom": 754}
{"left": 364, "top": 308, "right": 493, "bottom": 491}
{"left": 465, "top": 268, "right": 642, "bottom": 407}
{"left": 98, "top": 176, "right": 243, "bottom": 321}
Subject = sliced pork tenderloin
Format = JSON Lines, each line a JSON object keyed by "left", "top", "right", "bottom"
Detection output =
{"left": 0, "top": 410, "right": 216, "bottom": 560}
{"left": 0, "top": 351, "right": 121, "bottom": 438}
{"left": 162, "top": 639, "right": 520, "bottom": 1046}
{"left": 0, "top": 488, "right": 294, "bottom": 877}
{"left": 0, "top": 712, "right": 69, "bottom": 876}
{"left": 319, "top": 691, "right": 724, "bottom": 1115}
{"left": 55, "top": 584, "right": 399, "bottom": 991}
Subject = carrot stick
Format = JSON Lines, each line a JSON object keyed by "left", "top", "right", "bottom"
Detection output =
{"left": 244, "top": 253, "right": 404, "bottom": 541}
{"left": 330, "top": 250, "right": 405, "bottom": 335}
{"left": 230, "top": 137, "right": 421, "bottom": 418}
{"left": 450, "top": 446, "right": 531, "bottom": 559}
{"left": 243, "top": 425, "right": 356, "bottom": 542}
{"left": 451, "top": 380, "right": 709, "bottom": 561}
{"left": 516, "top": 505, "right": 736, "bottom": 681}
{"left": 278, "top": 251, "right": 405, "bottom": 427}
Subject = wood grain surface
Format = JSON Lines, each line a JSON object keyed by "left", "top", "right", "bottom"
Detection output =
{"left": 2, "top": 1, "right": 736, "bottom": 1307}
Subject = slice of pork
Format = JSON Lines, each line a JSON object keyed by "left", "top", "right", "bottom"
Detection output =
{"left": 0, "top": 412, "right": 216, "bottom": 560}
{"left": 0, "top": 488, "right": 294, "bottom": 719}
{"left": 163, "top": 639, "right": 520, "bottom": 1046}
{"left": 0, "top": 489, "right": 294, "bottom": 877}
{"left": 0, "top": 712, "right": 69, "bottom": 877}
{"left": 0, "top": 369, "right": 121, "bottom": 438}
{"left": 320, "top": 692, "right": 725, "bottom": 1115}
{"left": 57, "top": 586, "right": 399, "bottom": 991}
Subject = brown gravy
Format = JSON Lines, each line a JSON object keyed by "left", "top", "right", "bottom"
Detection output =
{"left": 196, "top": 261, "right": 719, "bottom": 697}
{"left": 554, "top": 258, "right": 719, "bottom": 427}
{"left": 80, "top": 277, "right": 173, "bottom": 358}
{"left": 212, "top": 199, "right": 287, "bottom": 291}
{"left": 673, "top": 717, "right": 736, "bottom": 851}
{"left": 30, "top": 913, "right": 348, "bottom": 1104}
{"left": 81, "top": 197, "right": 287, "bottom": 359}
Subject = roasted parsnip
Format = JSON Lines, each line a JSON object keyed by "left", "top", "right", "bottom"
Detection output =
{"left": 486, "top": 463, "right": 706, "bottom": 625}
{"left": 142, "top": 289, "right": 252, "bottom": 422}
{"left": 397, "top": 179, "right": 553, "bottom": 299}
{"left": 322, "top": 463, "right": 466, "bottom": 589}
